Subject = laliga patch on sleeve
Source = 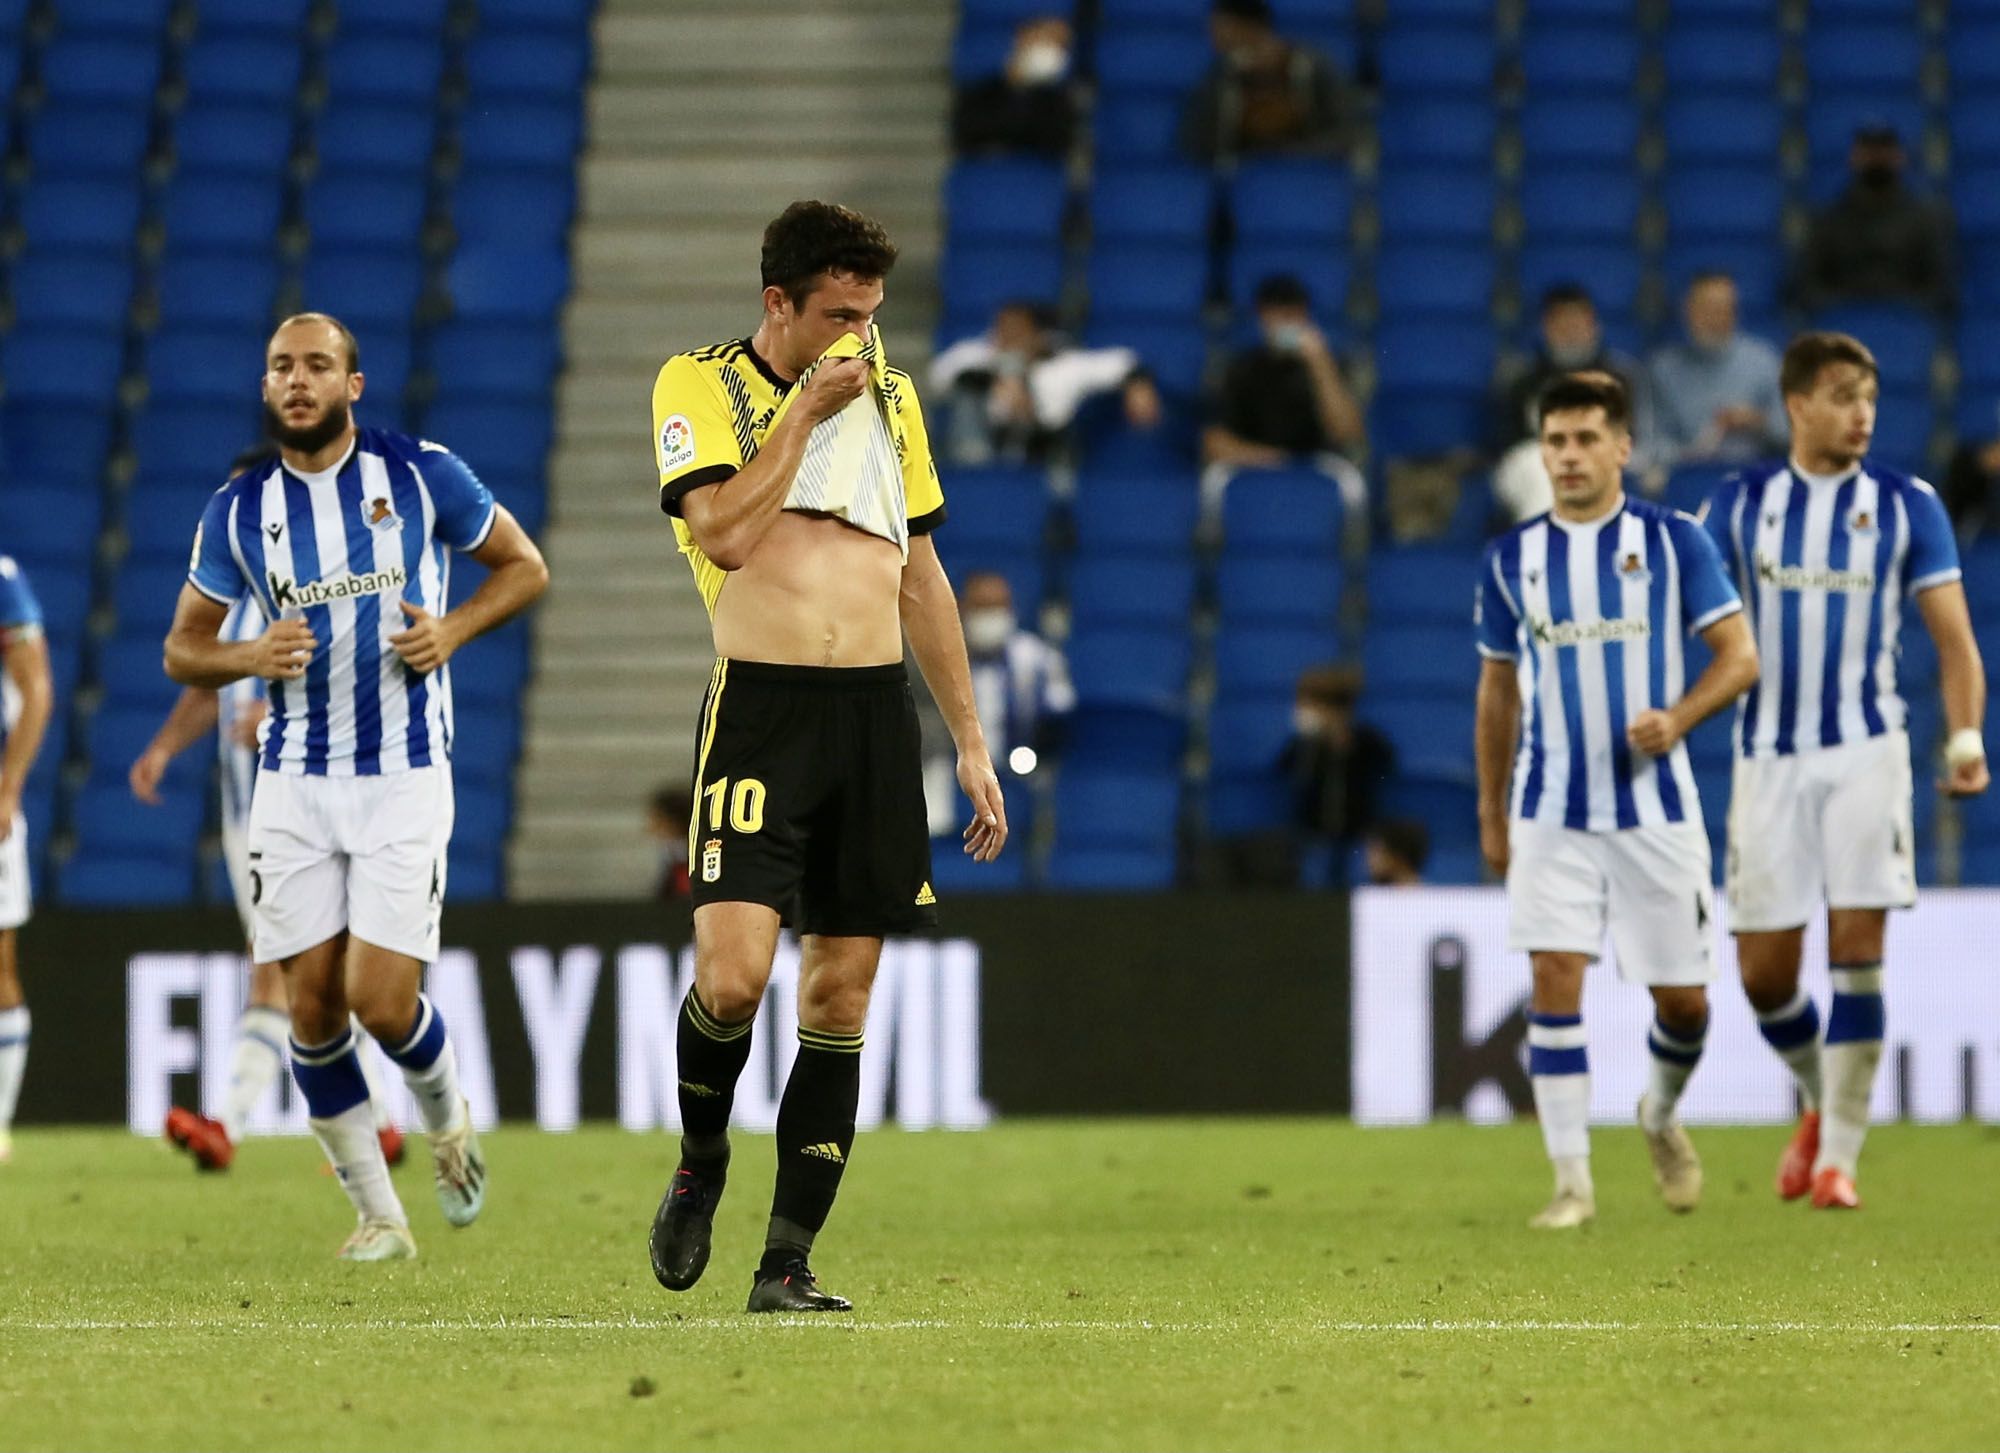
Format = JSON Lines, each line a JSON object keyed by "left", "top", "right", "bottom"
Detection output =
{"left": 659, "top": 414, "right": 697, "bottom": 473}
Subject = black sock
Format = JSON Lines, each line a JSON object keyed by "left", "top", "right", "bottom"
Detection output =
{"left": 765, "top": 1027, "right": 863, "bottom": 1266}
{"left": 676, "top": 989, "right": 754, "bottom": 1163}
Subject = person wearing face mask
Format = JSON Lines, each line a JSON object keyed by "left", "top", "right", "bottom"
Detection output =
{"left": 1181, "top": 0, "right": 1349, "bottom": 164}
{"left": 951, "top": 16, "right": 1077, "bottom": 159}
{"left": 1794, "top": 123, "right": 1956, "bottom": 315}
{"left": 1648, "top": 272, "right": 1786, "bottom": 469}
{"left": 645, "top": 785, "right": 694, "bottom": 900}
{"left": 1204, "top": 274, "right": 1367, "bottom": 507}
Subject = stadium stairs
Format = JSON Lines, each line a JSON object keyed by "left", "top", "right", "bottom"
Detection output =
{"left": 512, "top": 0, "right": 951, "bottom": 898}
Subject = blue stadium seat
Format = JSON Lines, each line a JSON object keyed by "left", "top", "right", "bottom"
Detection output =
{"left": 1663, "top": 167, "right": 1786, "bottom": 242}
{"left": 335, "top": 0, "right": 450, "bottom": 32}
{"left": 1, "top": 330, "right": 125, "bottom": 405}
{"left": 113, "top": 560, "right": 192, "bottom": 636}
{"left": 21, "top": 179, "right": 142, "bottom": 251}
{"left": 1064, "top": 705, "right": 1187, "bottom": 773}
{"left": 1803, "top": 24, "right": 1925, "bottom": 90}
{"left": 1664, "top": 242, "right": 1783, "bottom": 316}
{"left": 459, "top": 101, "right": 582, "bottom": 168}
{"left": 1663, "top": 23, "right": 1782, "bottom": 91}
{"left": 1867, "top": 388, "right": 1933, "bottom": 470}
{"left": 1518, "top": 246, "right": 1643, "bottom": 317}
{"left": 447, "top": 248, "right": 571, "bottom": 322}
{"left": 156, "top": 254, "right": 280, "bottom": 331}
{"left": 58, "top": 855, "right": 197, "bottom": 908}
{"left": 1520, "top": 24, "right": 1640, "bottom": 90}
{"left": 1662, "top": 462, "right": 1737, "bottom": 518}
{"left": 192, "top": 0, "right": 310, "bottom": 32}
{"left": 1082, "top": 320, "right": 1208, "bottom": 397}
{"left": 1374, "top": 245, "right": 1493, "bottom": 319}
{"left": 306, "top": 171, "right": 430, "bottom": 248}
{"left": 125, "top": 483, "right": 226, "bottom": 557}
{"left": 1091, "top": 166, "right": 1213, "bottom": 247}
{"left": 1377, "top": 98, "right": 1496, "bottom": 165}
{"left": 1663, "top": 96, "right": 1784, "bottom": 163}
{"left": 1100, "top": 0, "right": 1207, "bottom": 18}
{"left": 1375, "top": 318, "right": 1493, "bottom": 392}
{"left": 428, "top": 321, "right": 563, "bottom": 398}
{"left": 325, "top": 35, "right": 446, "bottom": 101}
{"left": 1378, "top": 24, "right": 1495, "bottom": 93}
{"left": 145, "top": 328, "right": 265, "bottom": 403}
{"left": 1368, "top": 692, "right": 1476, "bottom": 780}
{"left": 1957, "top": 165, "right": 2000, "bottom": 241}
{"left": 1094, "top": 28, "right": 1213, "bottom": 95}
{"left": 25, "top": 567, "right": 92, "bottom": 645}
{"left": 1205, "top": 771, "right": 1290, "bottom": 836}
{"left": 1959, "top": 322, "right": 2000, "bottom": 395}
{"left": 40, "top": 37, "right": 163, "bottom": 102}
{"left": 1067, "top": 558, "right": 1197, "bottom": 628}
{"left": 1364, "top": 624, "right": 1475, "bottom": 696}
{"left": 3, "top": 403, "right": 114, "bottom": 489}
{"left": 1045, "top": 844, "right": 1177, "bottom": 891}
{"left": 1371, "top": 393, "right": 1487, "bottom": 460}
{"left": 1810, "top": 305, "right": 1936, "bottom": 392}
{"left": 949, "top": 21, "right": 1015, "bottom": 83}
{"left": 303, "top": 250, "right": 425, "bottom": 329}
{"left": 1520, "top": 169, "right": 1642, "bottom": 241}
{"left": 1225, "top": 243, "right": 1347, "bottom": 317}
{"left": 1072, "top": 470, "right": 1200, "bottom": 555}
{"left": 1222, "top": 467, "right": 1345, "bottom": 555}
{"left": 423, "top": 401, "right": 552, "bottom": 471}
{"left": 1207, "top": 692, "right": 1292, "bottom": 775}
{"left": 446, "top": 848, "right": 504, "bottom": 902}
{"left": 1231, "top": 159, "right": 1351, "bottom": 244}
{"left": 1065, "top": 627, "right": 1191, "bottom": 711}
{"left": 1804, "top": 94, "right": 1927, "bottom": 167}
{"left": 1953, "top": 22, "right": 2000, "bottom": 88}
{"left": 453, "top": 785, "right": 512, "bottom": 852}
{"left": 1376, "top": 167, "right": 1495, "bottom": 241}
{"left": 1094, "top": 95, "right": 1181, "bottom": 163}
{"left": 1369, "top": 546, "right": 1483, "bottom": 626}
{"left": 935, "top": 466, "right": 1050, "bottom": 553}
{"left": 7, "top": 488, "right": 103, "bottom": 567}
{"left": 1088, "top": 244, "right": 1207, "bottom": 322}
{"left": 942, "top": 550, "right": 1044, "bottom": 616}
{"left": 1216, "top": 556, "right": 1344, "bottom": 628}
{"left": 29, "top": 102, "right": 153, "bottom": 174}
{"left": 316, "top": 100, "right": 437, "bottom": 173}
{"left": 464, "top": 30, "right": 591, "bottom": 98}
{"left": 1518, "top": 97, "right": 1641, "bottom": 165}
{"left": 937, "top": 243, "right": 1063, "bottom": 331}
{"left": 1053, "top": 768, "right": 1180, "bottom": 849}
{"left": 929, "top": 837, "right": 1028, "bottom": 894}
{"left": 9, "top": 255, "right": 134, "bottom": 331}
{"left": 88, "top": 706, "right": 199, "bottom": 785}
{"left": 452, "top": 166, "right": 576, "bottom": 247}
{"left": 56, "top": 0, "right": 171, "bottom": 31}
{"left": 946, "top": 158, "right": 1068, "bottom": 241}
{"left": 1212, "top": 624, "right": 1343, "bottom": 695}
{"left": 476, "top": 0, "right": 594, "bottom": 26}
{"left": 357, "top": 331, "right": 414, "bottom": 420}
{"left": 174, "top": 101, "right": 295, "bottom": 174}
{"left": 132, "top": 402, "right": 263, "bottom": 478}
{"left": 163, "top": 173, "right": 286, "bottom": 249}
{"left": 181, "top": 35, "right": 303, "bottom": 101}
{"left": 71, "top": 781, "right": 203, "bottom": 857}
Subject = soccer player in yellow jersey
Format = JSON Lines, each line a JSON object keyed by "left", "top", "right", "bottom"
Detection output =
{"left": 647, "top": 201, "right": 1007, "bottom": 1313}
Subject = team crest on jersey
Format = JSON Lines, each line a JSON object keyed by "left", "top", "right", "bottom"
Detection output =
{"left": 1847, "top": 508, "right": 1879, "bottom": 538}
{"left": 660, "top": 414, "right": 697, "bottom": 472}
{"left": 1618, "top": 551, "right": 1651, "bottom": 584}
{"left": 700, "top": 837, "right": 723, "bottom": 883}
{"left": 366, "top": 496, "right": 401, "bottom": 531}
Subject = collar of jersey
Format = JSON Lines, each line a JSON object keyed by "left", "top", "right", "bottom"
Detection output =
{"left": 1547, "top": 494, "right": 1625, "bottom": 534}
{"left": 740, "top": 338, "right": 792, "bottom": 392}
{"left": 280, "top": 435, "right": 359, "bottom": 487}
{"left": 1787, "top": 459, "right": 1861, "bottom": 490}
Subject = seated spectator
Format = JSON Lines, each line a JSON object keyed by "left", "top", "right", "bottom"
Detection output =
{"left": 921, "top": 571, "right": 1074, "bottom": 832}
{"left": 1794, "top": 122, "right": 1956, "bottom": 314}
{"left": 1491, "top": 284, "right": 1656, "bottom": 520}
{"left": 1649, "top": 272, "right": 1786, "bottom": 468}
{"left": 645, "top": 785, "right": 693, "bottom": 899}
{"left": 1944, "top": 400, "right": 2000, "bottom": 535}
{"left": 1181, "top": 0, "right": 1349, "bottom": 164}
{"left": 1364, "top": 818, "right": 1429, "bottom": 887}
{"left": 1282, "top": 663, "right": 1394, "bottom": 852}
{"left": 929, "top": 301, "right": 1162, "bottom": 466}
{"left": 951, "top": 16, "right": 1078, "bottom": 158}
{"left": 1205, "top": 274, "right": 1366, "bottom": 507}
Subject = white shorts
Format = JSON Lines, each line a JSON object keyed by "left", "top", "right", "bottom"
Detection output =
{"left": 247, "top": 768, "right": 454, "bottom": 964}
{"left": 1726, "top": 730, "right": 1916, "bottom": 932}
{"left": 1507, "top": 818, "right": 1716, "bottom": 986}
{"left": 0, "top": 811, "right": 29, "bottom": 932}
{"left": 220, "top": 810, "right": 255, "bottom": 945}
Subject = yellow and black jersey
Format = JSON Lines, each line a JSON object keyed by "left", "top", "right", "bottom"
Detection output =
{"left": 650, "top": 331, "right": 946, "bottom": 614}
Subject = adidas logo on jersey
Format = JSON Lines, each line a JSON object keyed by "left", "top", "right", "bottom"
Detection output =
{"left": 800, "top": 1142, "right": 845, "bottom": 1163}
{"left": 265, "top": 564, "right": 408, "bottom": 611}
{"left": 915, "top": 881, "right": 936, "bottom": 907}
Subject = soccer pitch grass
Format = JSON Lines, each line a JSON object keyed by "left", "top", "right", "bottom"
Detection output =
{"left": 2, "top": 1121, "right": 1996, "bottom": 1452}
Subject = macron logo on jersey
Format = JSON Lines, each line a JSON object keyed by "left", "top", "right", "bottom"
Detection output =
{"left": 265, "top": 564, "right": 408, "bottom": 611}
{"left": 1753, "top": 553, "right": 1876, "bottom": 594}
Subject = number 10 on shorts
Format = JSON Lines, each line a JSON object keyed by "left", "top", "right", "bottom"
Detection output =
{"left": 702, "top": 777, "right": 766, "bottom": 834}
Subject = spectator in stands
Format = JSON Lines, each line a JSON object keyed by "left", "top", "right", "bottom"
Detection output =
{"left": 1204, "top": 274, "right": 1367, "bottom": 508}
{"left": 645, "top": 785, "right": 692, "bottom": 900}
{"left": 1944, "top": 400, "right": 2000, "bottom": 535}
{"left": 1794, "top": 122, "right": 1956, "bottom": 315}
{"left": 1364, "top": 819, "right": 1429, "bottom": 887}
{"left": 950, "top": 16, "right": 1078, "bottom": 159}
{"left": 1648, "top": 272, "right": 1787, "bottom": 468}
{"left": 1491, "top": 284, "right": 1656, "bottom": 520}
{"left": 1181, "top": 0, "right": 1349, "bottom": 164}
{"left": 929, "top": 301, "right": 1163, "bottom": 466}
{"left": 1282, "top": 663, "right": 1393, "bottom": 856}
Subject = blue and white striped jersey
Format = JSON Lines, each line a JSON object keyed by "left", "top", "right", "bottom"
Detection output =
{"left": 0, "top": 554, "right": 43, "bottom": 755}
{"left": 217, "top": 595, "right": 265, "bottom": 826}
{"left": 1699, "top": 461, "right": 1959, "bottom": 759}
{"left": 1476, "top": 497, "right": 1742, "bottom": 832}
{"left": 186, "top": 428, "right": 497, "bottom": 778}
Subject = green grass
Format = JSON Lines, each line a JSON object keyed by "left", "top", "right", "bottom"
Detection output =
{"left": 2, "top": 1120, "right": 1997, "bottom": 1452}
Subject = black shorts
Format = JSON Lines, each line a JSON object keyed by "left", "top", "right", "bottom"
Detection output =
{"left": 688, "top": 660, "right": 938, "bottom": 937}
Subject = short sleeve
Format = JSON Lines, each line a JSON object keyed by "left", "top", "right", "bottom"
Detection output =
{"left": 652, "top": 354, "right": 744, "bottom": 518}
{"left": 187, "top": 487, "right": 247, "bottom": 606}
{"left": 0, "top": 555, "right": 43, "bottom": 636}
{"left": 1474, "top": 545, "right": 1519, "bottom": 660}
{"left": 1904, "top": 481, "right": 1961, "bottom": 594}
{"left": 416, "top": 442, "right": 498, "bottom": 552}
{"left": 894, "top": 373, "right": 946, "bottom": 535}
{"left": 1671, "top": 514, "right": 1743, "bottom": 634}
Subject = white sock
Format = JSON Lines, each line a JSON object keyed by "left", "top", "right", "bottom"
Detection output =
{"left": 352, "top": 1018, "right": 396, "bottom": 1132}
{"left": 402, "top": 1041, "right": 465, "bottom": 1136}
{"left": 1818, "top": 964, "right": 1886, "bottom": 1176}
{"left": 1528, "top": 1012, "right": 1591, "bottom": 1194}
{"left": 310, "top": 1101, "right": 406, "bottom": 1225}
{"left": 0, "top": 1006, "right": 27, "bottom": 1130}
{"left": 1754, "top": 985, "right": 1824, "bottom": 1111}
{"left": 1641, "top": 1013, "right": 1708, "bottom": 1133}
{"left": 220, "top": 1006, "right": 290, "bottom": 1144}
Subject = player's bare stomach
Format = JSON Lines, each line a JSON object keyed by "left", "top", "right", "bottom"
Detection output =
{"left": 710, "top": 511, "right": 904, "bottom": 667}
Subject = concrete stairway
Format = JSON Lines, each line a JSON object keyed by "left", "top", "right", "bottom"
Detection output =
{"left": 510, "top": 0, "right": 952, "bottom": 898}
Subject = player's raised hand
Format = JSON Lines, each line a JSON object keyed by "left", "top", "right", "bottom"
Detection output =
{"left": 128, "top": 745, "right": 171, "bottom": 805}
{"left": 389, "top": 601, "right": 461, "bottom": 675}
{"left": 252, "top": 618, "right": 316, "bottom": 680}
{"left": 799, "top": 357, "right": 869, "bottom": 423}
{"left": 1626, "top": 708, "right": 1682, "bottom": 757}
{"left": 958, "top": 751, "right": 1009, "bottom": 863}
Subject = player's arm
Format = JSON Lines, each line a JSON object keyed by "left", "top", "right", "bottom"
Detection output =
{"left": 1917, "top": 581, "right": 1988, "bottom": 796}
{"left": 391, "top": 506, "right": 548, "bottom": 674}
{"left": 678, "top": 359, "right": 868, "bottom": 570}
{"left": 129, "top": 687, "right": 220, "bottom": 805}
{"left": 1629, "top": 610, "right": 1758, "bottom": 755}
{"left": 0, "top": 627, "right": 52, "bottom": 842}
{"left": 165, "top": 587, "right": 314, "bottom": 689}
{"left": 901, "top": 534, "right": 1007, "bottom": 863}
{"left": 1474, "top": 658, "right": 1519, "bottom": 878}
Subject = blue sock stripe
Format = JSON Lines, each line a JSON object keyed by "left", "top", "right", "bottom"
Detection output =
{"left": 1527, "top": 1012, "right": 1583, "bottom": 1028}
{"left": 287, "top": 1036, "right": 369, "bottom": 1118}
{"left": 385, "top": 995, "right": 447, "bottom": 1072}
{"left": 1647, "top": 1030, "right": 1705, "bottom": 1067}
{"left": 1825, "top": 991, "right": 1886, "bottom": 1045}
{"left": 0, "top": 1034, "right": 26, "bottom": 1049}
{"left": 1757, "top": 1000, "right": 1820, "bottom": 1051}
{"left": 1529, "top": 1045, "right": 1589, "bottom": 1076}
{"left": 287, "top": 1026, "right": 355, "bottom": 1067}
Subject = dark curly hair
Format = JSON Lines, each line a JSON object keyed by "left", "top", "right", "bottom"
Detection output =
{"left": 1537, "top": 369, "right": 1630, "bottom": 432}
{"left": 760, "top": 201, "right": 899, "bottom": 308}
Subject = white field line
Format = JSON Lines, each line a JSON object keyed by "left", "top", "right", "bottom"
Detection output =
{"left": 1, "top": 1316, "right": 1993, "bottom": 1336}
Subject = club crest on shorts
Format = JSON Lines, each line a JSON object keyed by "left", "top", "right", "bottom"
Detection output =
{"left": 701, "top": 837, "right": 723, "bottom": 883}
